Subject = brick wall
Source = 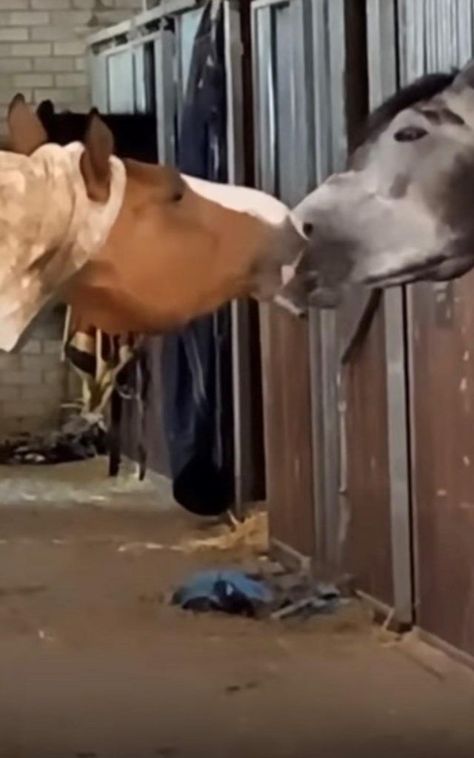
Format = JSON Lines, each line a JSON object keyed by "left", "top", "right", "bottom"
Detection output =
{"left": 0, "top": 0, "right": 141, "bottom": 133}
{"left": 0, "top": 310, "right": 77, "bottom": 436}
{"left": 0, "top": 0, "right": 141, "bottom": 437}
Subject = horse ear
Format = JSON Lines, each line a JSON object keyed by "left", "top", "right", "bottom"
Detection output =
{"left": 80, "top": 110, "right": 115, "bottom": 203}
{"left": 7, "top": 93, "right": 48, "bottom": 155}
{"left": 453, "top": 59, "right": 474, "bottom": 90}
{"left": 36, "top": 99, "right": 55, "bottom": 126}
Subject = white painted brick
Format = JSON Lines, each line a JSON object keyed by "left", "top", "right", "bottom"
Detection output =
{"left": 32, "top": 27, "right": 75, "bottom": 42}
{"left": 21, "top": 385, "right": 58, "bottom": 401}
{"left": 31, "top": 0, "right": 72, "bottom": 9}
{"left": 0, "top": 45, "right": 13, "bottom": 57}
{"left": 0, "top": 74, "right": 14, "bottom": 89}
{"left": 95, "top": 10, "right": 132, "bottom": 24}
{"left": 27, "top": 319, "right": 61, "bottom": 340}
{"left": 0, "top": 1, "right": 29, "bottom": 9}
{"left": 34, "top": 57, "right": 75, "bottom": 72}
{"left": 113, "top": 0, "right": 141, "bottom": 7}
{"left": 43, "top": 340, "right": 62, "bottom": 355}
{"left": 53, "top": 40, "right": 86, "bottom": 56}
{"left": 0, "top": 28, "right": 29, "bottom": 42}
{"left": 0, "top": 58, "right": 32, "bottom": 73}
{"left": 1, "top": 399, "right": 46, "bottom": 418}
{"left": 0, "top": 354, "right": 20, "bottom": 370}
{"left": 19, "top": 340, "right": 42, "bottom": 355}
{"left": 20, "top": 355, "right": 50, "bottom": 372}
{"left": 0, "top": 90, "right": 33, "bottom": 105}
{"left": 11, "top": 43, "right": 52, "bottom": 57}
{"left": 55, "top": 72, "right": 87, "bottom": 87}
{"left": 33, "top": 86, "right": 89, "bottom": 104}
{"left": 8, "top": 11, "right": 50, "bottom": 26}
{"left": 52, "top": 10, "right": 94, "bottom": 25}
{"left": 1, "top": 370, "right": 42, "bottom": 387}
{"left": 74, "top": 0, "right": 114, "bottom": 7}
{"left": 75, "top": 57, "right": 86, "bottom": 71}
{"left": 44, "top": 369, "right": 64, "bottom": 386}
{"left": 14, "top": 73, "right": 54, "bottom": 88}
{"left": 0, "top": 386, "right": 21, "bottom": 401}
{"left": 21, "top": 354, "right": 62, "bottom": 371}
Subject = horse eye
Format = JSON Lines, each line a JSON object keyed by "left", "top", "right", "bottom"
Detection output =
{"left": 394, "top": 126, "right": 428, "bottom": 142}
{"left": 172, "top": 191, "right": 184, "bottom": 202}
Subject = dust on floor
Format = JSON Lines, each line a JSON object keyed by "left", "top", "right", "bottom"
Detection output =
{"left": 0, "top": 460, "right": 473, "bottom": 758}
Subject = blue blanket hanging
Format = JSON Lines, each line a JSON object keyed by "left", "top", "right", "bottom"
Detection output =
{"left": 161, "top": 1, "right": 235, "bottom": 516}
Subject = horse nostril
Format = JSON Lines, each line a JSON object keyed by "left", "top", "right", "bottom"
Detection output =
{"left": 302, "top": 222, "right": 313, "bottom": 238}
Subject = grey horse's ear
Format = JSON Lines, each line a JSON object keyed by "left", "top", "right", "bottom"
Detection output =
{"left": 452, "top": 59, "right": 474, "bottom": 90}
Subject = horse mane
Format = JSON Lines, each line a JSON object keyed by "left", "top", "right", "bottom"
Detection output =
{"left": 353, "top": 70, "right": 459, "bottom": 150}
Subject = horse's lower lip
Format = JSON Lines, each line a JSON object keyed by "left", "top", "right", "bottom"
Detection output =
{"left": 364, "top": 254, "right": 449, "bottom": 287}
{"left": 365, "top": 270, "right": 423, "bottom": 287}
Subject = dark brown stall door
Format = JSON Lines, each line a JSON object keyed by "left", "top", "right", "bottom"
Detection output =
{"left": 342, "top": 297, "right": 394, "bottom": 607}
{"left": 409, "top": 275, "right": 474, "bottom": 657}
{"left": 261, "top": 305, "right": 315, "bottom": 560}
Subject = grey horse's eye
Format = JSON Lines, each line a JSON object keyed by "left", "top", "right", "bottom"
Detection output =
{"left": 394, "top": 126, "right": 428, "bottom": 142}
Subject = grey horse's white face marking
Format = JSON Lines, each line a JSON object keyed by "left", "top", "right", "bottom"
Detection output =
{"left": 293, "top": 60, "right": 474, "bottom": 306}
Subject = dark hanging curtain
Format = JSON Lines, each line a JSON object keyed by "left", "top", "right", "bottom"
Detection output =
{"left": 160, "top": 1, "right": 235, "bottom": 516}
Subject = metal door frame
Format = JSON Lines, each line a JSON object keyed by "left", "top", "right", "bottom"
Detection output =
{"left": 224, "top": 0, "right": 256, "bottom": 513}
{"left": 251, "top": 0, "right": 317, "bottom": 556}
{"left": 308, "top": 0, "right": 347, "bottom": 569}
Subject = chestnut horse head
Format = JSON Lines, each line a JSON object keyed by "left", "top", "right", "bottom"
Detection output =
{"left": 0, "top": 96, "right": 307, "bottom": 352}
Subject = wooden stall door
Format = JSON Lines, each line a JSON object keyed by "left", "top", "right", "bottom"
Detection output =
{"left": 409, "top": 275, "right": 474, "bottom": 657}
{"left": 261, "top": 305, "right": 315, "bottom": 563}
{"left": 341, "top": 297, "right": 394, "bottom": 607}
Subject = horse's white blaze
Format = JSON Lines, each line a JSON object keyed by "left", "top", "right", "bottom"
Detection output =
{"left": 183, "top": 174, "right": 305, "bottom": 234}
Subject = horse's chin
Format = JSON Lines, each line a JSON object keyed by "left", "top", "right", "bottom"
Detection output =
{"left": 308, "top": 287, "right": 342, "bottom": 308}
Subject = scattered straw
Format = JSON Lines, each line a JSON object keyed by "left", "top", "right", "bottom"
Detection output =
{"left": 179, "top": 510, "right": 269, "bottom": 555}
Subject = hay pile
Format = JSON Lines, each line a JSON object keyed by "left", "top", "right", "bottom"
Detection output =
{"left": 179, "top": 510, "right": 269, "bottom": 555}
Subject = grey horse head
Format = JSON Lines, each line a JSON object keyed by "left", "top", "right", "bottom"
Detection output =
{"left": 293, "top": 60, "right": 474, "bottom": 306}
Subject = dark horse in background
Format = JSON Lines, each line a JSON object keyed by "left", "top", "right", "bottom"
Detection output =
{"left": 36, "top": 100, "right": 158, "bottom": 163}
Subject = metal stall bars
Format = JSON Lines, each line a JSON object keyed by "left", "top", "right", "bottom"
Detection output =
{"left": 397, "top": 0, "right": 474, "bottom": 661}
{"left": 251, "top": 0, "right": 317, "bottom": 568}
{"left": 88, "top": 0, "right": 198, "bottom": 116}
{"left": 364, "top": 0, "right": 413, "bottom": 626}
{"left": 308, "top": 0, "right": 347, "bottom": 574}
{"left": 88, "top": 1, "right": 262, "bottom": 515}
{"left": 223, "top": 0, "right": 258, "bottom": 513}
{"left": 307, "top": 0, "right": 398, "bottom": 608}
{"left": 251, "top": 0, "right": 365, "bottom": 572}
{"left": 252, "top": 0, "right": 411, "bottom": 606}
{"left": 87, "top": 1, "right": 200, "bottom": 480}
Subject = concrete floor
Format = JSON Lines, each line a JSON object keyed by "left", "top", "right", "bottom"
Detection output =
{"left": 0, "top": 460, "right": 473, "bottom": 758}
